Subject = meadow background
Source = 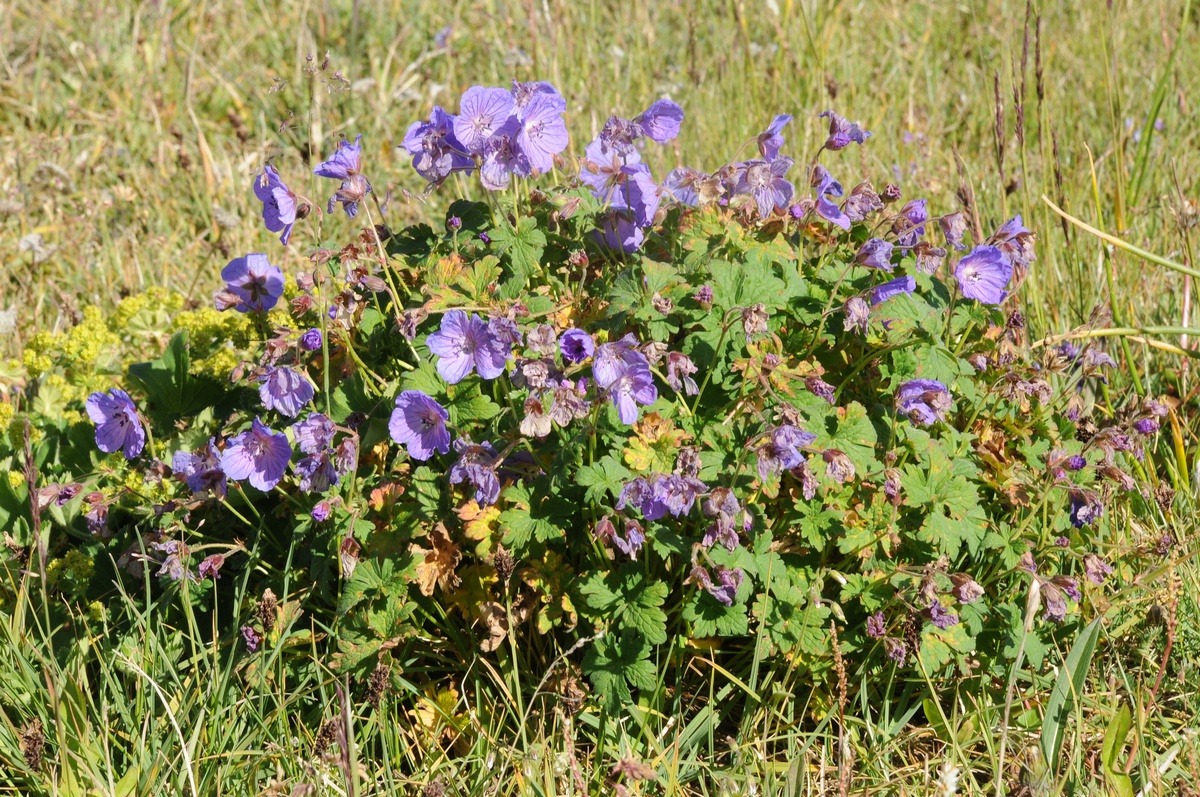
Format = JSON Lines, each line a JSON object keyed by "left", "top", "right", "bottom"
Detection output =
{"left": 1, "top": 0, "right": 1199, "bottom": 794}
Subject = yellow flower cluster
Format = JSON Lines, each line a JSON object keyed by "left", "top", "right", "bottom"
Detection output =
{"left": 172, "top": 305, "right": 254, "bottom": 352}
{"left": 108, "top": 287, "right": 186, "bottom": 335}
{"left": 22, "top": 307, "right": 121, "bottom": 383}
{"left": 46, "top": 549, "right": 95, "bottom": 596}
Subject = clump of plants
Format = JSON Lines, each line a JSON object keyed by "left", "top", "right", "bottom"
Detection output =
{"left": 0, "top": 80, "right": 1162, "bottom": 731}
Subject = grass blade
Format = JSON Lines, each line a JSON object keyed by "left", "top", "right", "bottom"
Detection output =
{"left": 1039, "top": 618, "right": 1101, "bottom": 774}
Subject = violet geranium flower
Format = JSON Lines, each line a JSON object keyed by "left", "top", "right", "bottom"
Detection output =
{"left": 811, "top": 164, "right": 850, "bottom": 230}
{"left": 216, "top": 253, "right": 284, "bottom": 313}
{"left": 870, "top": 276, "right": 916, "bottom": 306}
{"left": 313, "top": 135, "right": 371, "bottom": 218}
{"left": 453, "top": 86, "right": 517, "bottom": 154}
{"left": 172, "top": 439, "right": 227, "bottom": 496}
{"left": 954, "top": 245, "right": 1013, "bottom": 305}
{"left": 894, "top": 379, "right": 952, "bottom": 426}
{"left": 818, "top": 109, "right": 871, "bottom": 151}
{"left": 595, "top": 212, "right": 646, "bottom": 254}
{"left": 560, "top": 328, "right": 595, "bottom": 364}
{"left": 735, "top": 157, "right": 795, "bottom": 219}
{"left": 479, "top": 133, "right": 531, "bottom": 190}
{"left": 402, "top": 106, "right": 474, "bottom": 185}
{"left": 389, "top": 390, "right": 452, "bottom": 461}
{"left": 252, "top": 165, "right": 299, "bottom": 245}
{"left": 987, "top": 215, "right": 1036, "bottom": 272}
{"left": 607, "top": 362, "right": 658, "bottom": 424}
{"left": 221, "top": 418, "right": 292, "bottom": 492}
{"left": 634, "top": 98, "right": 685, "bottom": 143}
{"left": 757, "top": 114, "right": 793, "bottom": 160}
{"left": 755, "top": 425, "right": 816, "bottom": 481}
{"left": 449, "top": 438, "right": 502, "bottom": 505}
{"left": 516, "top": 92, "right": 569, "bottom": 173}
{"left": 855, "top": 238, "right": 894, "bottom": 271}
{"left": 258, "top": 366, "right": 315, "bottom": 418}
{"left": 426, "top": 310, "right": 511, "bottom": 384}
{"left": 292, "top": 413, "right": 336, "bottom": 455}
{"left": 689, "top": 565, "right": 744, "bottom": 606}
{"left": 86, "top": 389, "right": 146, "bottom": 459}
{"left": 893, "top": 199, "right": 929, "bottom": 247}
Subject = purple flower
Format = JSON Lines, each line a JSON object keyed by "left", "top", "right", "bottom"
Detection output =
{"left": 592, "top": 334, "right": 645, "bottom": 388}
{"left": 216, "top": 253, "right": 284, "bottom": 313}
{"left": 580, "top": 138, "right": 660, "bottom": 223}
{"left": 198, "top": 553, "right": 225, "bottom": 580}
{"left": 516, "top": 92, "right": 569, "bottom": 173}
{"left": 895, "top": 380, "right": 952, "bottom": 425}
{"left": 294, "top": 452, "right": 338, "bottom": 493}
{"left": 735, "top": 157, "right": 795, "bottom": 219}
{"left": 299, "top": 328, "right": 323, "bottom": 352}
{"left": 560, "top": 328, "right": 595, "bottom": 364}
{"left": 258, "top": 366, "right": 315, "bottom": 418}
{"left": 1068, "top": 488, "right": 1103, "bottom": 528}
{"left": 1133, "top": 418, "right": 1158, "bottom": 435}
{"left": 172, "top": 440, "right": 227, "bottom": 496}
{"left": 818, "top": 110, "right": 870, "bottom": 150}
{"left": 608, "top": 363, "right": 657, "bottom": 424}
{"left": 221, "top": 418, "right": 292, "bottom": 492}
{"left": 866, "top": 612, "right": 887, "bottom": 639}
{"left": 292, "top": 413, "right": 336, "bottom": 455}
{"left": 662, "top": 167, "right": 706, "bottom": 207}
{"left": 550, "top": 379, "right": 591, "bottom": 427}
{"left": 617, "top": 478, "right": 665, "bottom": 521}
{"left": 479, "top": 133, "right": 530, "bottom": 191}
{"left": 756, "top": 425, "right": 816, "bottom": 481}
{"left": 805, "top": 376, "right": 836, "bottom": 404}
{"left": 241, "top": 626, "right": 261, "bottom": 653}
{"left": 453, "top": 86, "right": 516, "bottom": 154}
{"left": 313, "top": 135, "right": 370, "bottom": 218}
{"left": 811, "top": 164, "right": 850, "bottom": 230}
{"left": 635, "top": 99, "right": 685, "bottom": 143}
{"left": 665, "top": 352, "right": 699, "bottom": 395}
{"left": 311, "top": 500, "right": 332, "bottom": 522}
{"left": 928, "top": 602, "right": 959, "bottom": 629}
{"left": 1066, "top": 454, "right": 1087, "bottom": 471}
{"left": 86, "top": 389, "right": 146, "bottom": 459}
{"left": 403, "top": 106, "right": 474, "bottom": 185}
{"left": 449, "top": 439, "right": 502, "bottom": 505}
{"left": 987, "top": 215, "right": 1035, "bottom": 272}
{"left": 597, "top": 516, "right": 646, "bottom": 560}
{"left": 595, "top": 212, "right": 646, "bottom": 253}
{"left": 822, "top": 449, "right": 856, "bottom": 484}
{"left": 389, "top": 390, "right": 451, "bottom": 461}
{"left": 913, "top": 242, "right": 947, "bottom": 274}
{"left": 689, "top": 565, "right": 743, "bottom": 606}
{"left": 940, "top": 211, "right": 968, "bottom": 251}
{"left": 843, "top": 296, "right": 870, "bottom": 334}
{"left": 870, "top": 276, "right": 916, "bottom": 306}
{"left": 487, "top": 317, "right": 522, "bottom": 349}
{"left": 757, "top": 114, "right": 793, "bottom": 160}
{"left": 512, "top": 80, "right": 565, "bottom": 113}
{"left": 954, "top": 245, "right": 1012, "bottom": 305}
{"left": 893, "top": 199, "right": 928, "bottom": 248}
{"left": 1083, "top": 553, "right": 1113, "bottom": 585}
{"left": 855, "top": 238, "right": 894, "bottom": 270}
{"left": 950, "top": 574, "right": 984, "bottom": 604}
{"left": 426, "top": 310, "right": 510, "bottom": 383}
{"left": 845, "top": 181, "right": 883, "bottom": 222}
{"left": 253, "top": 165, "right": 298, "bottom": 245}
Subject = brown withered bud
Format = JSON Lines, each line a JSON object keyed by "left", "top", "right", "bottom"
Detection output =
{"left": 493, "top": 547, "right": 515, "bottom": 583}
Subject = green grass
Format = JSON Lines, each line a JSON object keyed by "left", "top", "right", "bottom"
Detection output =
{"left": 2, "top": 0, "right": 1200, "bottom": 793}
